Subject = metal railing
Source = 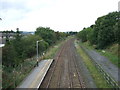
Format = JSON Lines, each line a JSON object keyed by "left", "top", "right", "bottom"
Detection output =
{"left": 79, "top": 43, "right": 120, "bottom": 88}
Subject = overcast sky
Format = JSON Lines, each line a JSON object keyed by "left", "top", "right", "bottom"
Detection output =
{"left": 0, "top": 0, "right": 119, "bottom": 32}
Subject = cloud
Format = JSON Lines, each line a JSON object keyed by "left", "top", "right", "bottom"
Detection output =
{"left": 118, "top": 1, "right": 120, "bottom": 11}
{"left": 0, "top": 0, "right": 119, "bottom": 32}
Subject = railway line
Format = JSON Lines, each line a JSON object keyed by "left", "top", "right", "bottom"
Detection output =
{"left": 17, "top": 38, "right": 117, "bottom": 88}
{"left": 40, "top": 38, "right": 85, "bottom": 88}
{"left": 69, "top": 40, "right": 85, "bottom": 88}
{"left": 46, "top": 40, "right": 66, "bottom": 88}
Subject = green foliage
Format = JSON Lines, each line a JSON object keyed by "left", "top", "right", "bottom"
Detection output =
{"left": 2, "top": 26, "right": 68, "bottom": 89}
{"left": 77, "top": 27, "right": 94, "bottom": 43}
{"left": 55, "top": 32, "right": 67, "bottom": 40}
{"left": 1, "top": 30, "right": 15, "bottom": 33}
{"left": 77, "top": 11, "right": 120, "bottom": 49}
{"left": 77, "top": 28, "right": 87, "bottom": 42}
{"left": 2, "top": 31, "right": 48, "bottom": 67}
{"left": 96, "top": 12, "right": 118, "bottom": 48}
{"left": 75, "top": 41, "right": 112, "bottom": 88}
{"left": 35, "top": 27, "right": 68, "bottom": 45}
{"left": 2, "top": 44, "right": 17, "bottom": 67}
{"left": 35, "top": 27, "right": 57, "bottom": 45}
{"left": 12, "top": 30, "right": 24, "bottom": 61}
{"left": 21, "top": 35, "right": 47, "bottom": 58}
{"left": 67, "top": 31, "right": 78, "bottom": 35}
{"left": 87, "top": 28, "right": 95, "bottom": 45}
{"left": 3, "top": 27, "right": 68, "bottom": 68}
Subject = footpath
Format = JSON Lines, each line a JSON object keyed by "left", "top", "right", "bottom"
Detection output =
{"left": 80, "top": 44, "right": 120, "bottom": 87}
{"left": 17, "top": 59, "right": 53, "bottom": 88}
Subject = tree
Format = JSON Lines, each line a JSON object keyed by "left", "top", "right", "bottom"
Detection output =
{"left": 86, "top": 27, "right": 94, "bottom": 44}
{"left": 77, "top": 28, "right": 87, "bottom": 42}
{"left": 12, "top": 28, "right": 24, "bottom": 60}
{"left": 2, "top": 43, "right": 17, "bottom": 67}
{"left": 97, "top": 12, "right": 118, "bottom": 48}
{"left": 77, "top": 11, "right": 119, "bottom": 49}
{"left": 35, "top": 27, "right": 57, "bottom": 45}
{"left": 22, "top": 35, "right": 48, "bottom": 58}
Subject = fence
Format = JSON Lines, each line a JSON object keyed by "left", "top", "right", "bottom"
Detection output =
{"left": 79, "top": 43, "right": 120, "bottom": 88}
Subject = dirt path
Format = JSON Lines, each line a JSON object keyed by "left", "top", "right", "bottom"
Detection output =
{"left": 40, "top": 38, "right": 96, "bottom": 88}
{"left": 80, "top": 44, "right": 120, "bottom": 84}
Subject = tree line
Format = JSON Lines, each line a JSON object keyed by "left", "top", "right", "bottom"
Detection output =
{"left": 2, "top": 27, "right": 68, "bottom": 68}
{"left": 77, "top": 11, "right": 120, "bottom": 49}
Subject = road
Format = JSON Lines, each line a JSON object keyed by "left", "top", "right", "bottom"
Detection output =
{"left": 40, "top": 38, "right": 96, "bottom": 88}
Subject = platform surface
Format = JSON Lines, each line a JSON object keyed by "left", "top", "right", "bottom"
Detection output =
{"left": 17, "top": 59, "right": 53, "bottom": 88}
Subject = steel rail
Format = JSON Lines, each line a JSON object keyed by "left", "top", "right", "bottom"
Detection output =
{"left": 46, "top": 41, "right": 67, "bottom": 88}
{"left": 72, "top": 44, "right": 85, "bottom": 88}
{"left": 67, "top": 41, "right": 73, "bottom": 88}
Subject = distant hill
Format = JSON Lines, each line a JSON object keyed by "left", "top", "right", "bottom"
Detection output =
{"left": 22, "top": 31, "right": 34, "bottom": 35}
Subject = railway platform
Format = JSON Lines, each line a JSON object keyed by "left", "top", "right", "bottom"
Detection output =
{"left": 17, "top": 59, "right": 53, "bottom": 88}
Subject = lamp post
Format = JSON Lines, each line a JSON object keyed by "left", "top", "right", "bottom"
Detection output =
{"left": 36, "top": 40, "right": 43, "bottom": 66}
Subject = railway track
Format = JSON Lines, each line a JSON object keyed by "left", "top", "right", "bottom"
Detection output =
{"left": 40, "top": 39, "right": 85, "bottom": 88}
{"left": 46, "top": 40, "right": 67, "bottom": 88}
{"left": 71, "top": 42, "right": 85, "bottom": 88}
{"left": 67, "top": 40, "right": 85, "bottom": 88}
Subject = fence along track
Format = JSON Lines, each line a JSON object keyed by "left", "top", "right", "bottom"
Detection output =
{"left": 76, "top": 40, "right": 120, "bottom": 88}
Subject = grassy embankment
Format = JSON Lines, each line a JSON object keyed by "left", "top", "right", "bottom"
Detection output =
{"left": 42, "top": 36, "right": 74, "bottom": 59}
{"left": 2, "top": 38, "right": 66, "bottom": 89}
{"left": 42, "top": 40, "right": 64, "bottom": 59}
{"left": 82, "top": 41, "right": 120, "bottom": 68}
{"left": 75, "top": 40, "right": 112, "bottom": 88}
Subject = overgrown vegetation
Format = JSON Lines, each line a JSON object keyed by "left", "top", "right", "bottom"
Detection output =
{"left": 97, "top": 44, "right": 120, "bottom": 68}
{"left": 77, "top": 11, "right": 120, "bottom": 67}
{"left": 82, "top": 41, "right": 120, "bottom": 68}
{"left": 75, "top": 41, "right": 112, "bottom": 88}
{"left": 77, "top": 11, "right": 119, "bottom": 49}
{"left": 43, "top": 40, "right": 63, "bottom": 59}
{"left": 2, "top": 27, "right": 68, "bottom": 88}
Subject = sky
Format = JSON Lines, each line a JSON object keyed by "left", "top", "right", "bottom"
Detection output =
{"left": 0, "top": 0, "right": 119, "bottom": 32}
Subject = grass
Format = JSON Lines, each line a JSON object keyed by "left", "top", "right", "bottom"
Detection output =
{"left": 75, "top": 40, "right": 112, "bottom": 88}
{"left": 2, "top": 39, "right": 64, "bottom": 89}
{"left": 43, "top": 36, "right": 74, "bottom": 59}
{"left": 98, "top": 44, "right": 120, "bottom": 68}
{"left": 2, "top": 58, "right": 37, "bottom": 88}
{"left": 2, "top": 37, "right": 70, "bottom": 89}
{"left": 98, "top": 50, "right": 120, "bottom": 68}
{"left": 43, "top": 40, "right": 63, "bottom": 59}
{"left": 82, "top": 41, "right": 120, "bottom": 68}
